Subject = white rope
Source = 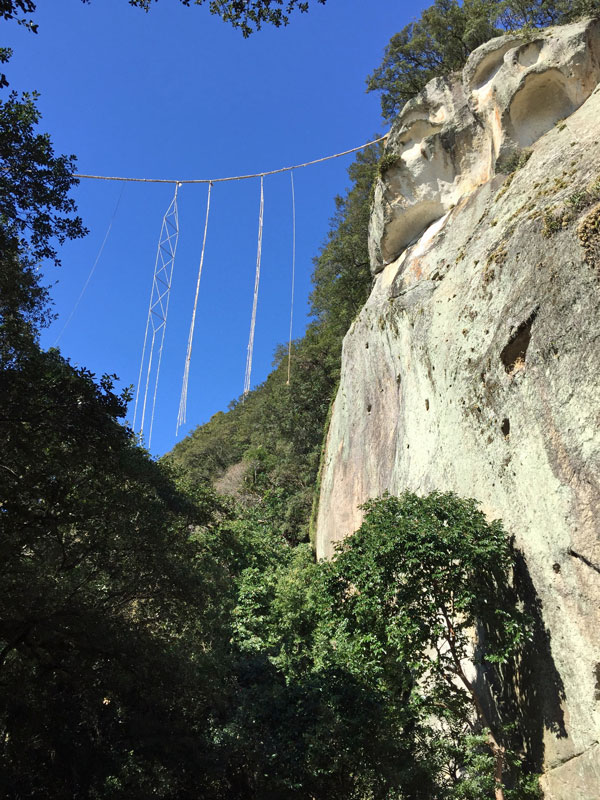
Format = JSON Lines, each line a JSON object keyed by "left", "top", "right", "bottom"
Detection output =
{"left": 286, "top": 170, "right": 296, "bottom": 386}
{"left": 73, "top": 135, "right": 387, "bottom": 185}
{"left": 133, "top": 183, "right": 180, "bottom": 445}
{"left": 177, "top": 181, "right": 212, "bottom": 435}
{"left": 54, "top": 185, "right": 124, "bottom": 346}
{"left": 244, "top": 175, "right": 264, "bottom": 398}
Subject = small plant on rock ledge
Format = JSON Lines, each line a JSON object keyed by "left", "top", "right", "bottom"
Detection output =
{"left": 577, "top": 203, "right": 600, "bottom": 266}
{"left": 378, "top": 150, "right": 401, "bottom": 177}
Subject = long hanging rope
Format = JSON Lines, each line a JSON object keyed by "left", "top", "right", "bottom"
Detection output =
{"left": 54, "top": 185, "right": 125, "bottom": 346}
{"left": 73, "top": 135, "right": 387, "bottom": 185}
{"left": 287, "top": 170, "right": 296, "bottom": 385}
{"left": 133, "top": 183, "right": 180, "bottom": 446}
{"left": 177, "top": 181, "right": 213, "bottom": 435}
{"left": 243, "top": 175, "right": 265, "bottom": 398}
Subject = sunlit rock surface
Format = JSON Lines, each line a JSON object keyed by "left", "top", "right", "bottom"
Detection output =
{"left": 369, "top": 18, "right": 600, "bottom": 271}
{"left": 317, "top": 18, "right": 600, "bottom": 799}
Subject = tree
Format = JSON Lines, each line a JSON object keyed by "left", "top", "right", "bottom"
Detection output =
{"left": 323, "top": 492, "right": 536, "bottom": 799}
{"left": 0, "top": 65, "right": 235, "bottom": 800}
{"left": 129, "top": 0, "right": 327, "bottom": 36}
{"left": 310, "top": 140, "right": 382, "bottom": 338}
{"left": 367, "top": 0, "right": 501, "bottom": 121}
{"left": 0, "top": 0, "right": 35, "bottom": 27}
{"left": 0, "top": 89, "right": 86, "bottom": 363}
{"left": 0, "top": 0, "right": 328, "bottom": 37}
{"left": 227, "top": 533, "right": 426, "bottom": 799}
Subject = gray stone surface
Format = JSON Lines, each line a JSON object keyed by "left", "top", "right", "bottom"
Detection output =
{"left": 317, "top": 20, "right": 600, "bottom": 798}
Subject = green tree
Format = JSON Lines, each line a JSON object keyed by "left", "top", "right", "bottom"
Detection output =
{"left": 228, "top": 530, "right": 425, "bottom": 799}
{"left": 323, "top": 492, "right": 536, "bottom": 800}
{"left": 0, "top": 0, "right": 36, "bottom": 28}
{"left": 129, "top": 0, "right": 327, "bottom": 36}
{"left": 0, "top": 90, "right": 86, "bottom": 359}
{"left": 0, "top": 67, "right": 235, "bottom": 800}
{"left": 310, "top": 140, "right": 382, "bottom": 338}
{"left": 0, "top": 0, "right": 328, "bottom": 37}
{"left": 367, "top": 0, "right": 501, "bottom": 121}
{"left": 0, "top": 336, "right": 236, "bottom": 796}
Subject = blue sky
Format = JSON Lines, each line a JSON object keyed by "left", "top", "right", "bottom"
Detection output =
{"left": 4, "top": 0, "right": 424, "bottom": 455}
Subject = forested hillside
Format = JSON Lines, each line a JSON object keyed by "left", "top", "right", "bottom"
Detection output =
{"left": 2, "top": 0, "right": 597, "bottom": 797}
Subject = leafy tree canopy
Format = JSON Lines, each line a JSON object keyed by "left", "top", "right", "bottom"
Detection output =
{"left": 0, "top": 0, "right": 327, "bottom": 36}
{"left": 129, "top": 0, "right": 327, "bottom": 36}
{"left": 321, "top": 493, "right": 535, "bottom": 799}
{"left": 0, "top": 89, "right": 86, "bottom": 368}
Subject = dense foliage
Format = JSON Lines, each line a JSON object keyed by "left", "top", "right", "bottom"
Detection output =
{"left": 129, "top": 0, "right": 328, "bottom": 36}
{"left": 225, "top": 493, "right": 539, "bottom": 799}
{"left": 367, "top": 0, "right": 600, "bottom": 120}
{"left": 0, "top": 86, "right": 232, "bottom": 798}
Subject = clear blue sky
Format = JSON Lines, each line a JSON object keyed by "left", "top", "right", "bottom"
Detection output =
{"left": 4, "top": 0, "right": 423, "bottom": 455}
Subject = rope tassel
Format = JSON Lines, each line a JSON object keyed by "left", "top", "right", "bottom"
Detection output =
{"left": 177, "top": 181, "right": 212, "bottom": 435}
{"left": 287, "top": 170, "right": 296, "bottom": 385}
{"left": 244, "top": 175, "right": 265, "bottom": 398}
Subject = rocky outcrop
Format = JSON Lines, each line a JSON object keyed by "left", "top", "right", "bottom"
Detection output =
{"left": 370, "top": 18, "right": 600, "bottom": 271}
{"left": 316, "top": 18, "right": 600, "bottom": 799}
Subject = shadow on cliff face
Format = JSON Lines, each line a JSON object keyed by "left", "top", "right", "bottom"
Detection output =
{"left": 513, "top": 551, "right": 567, "bottom": 769}
{"left": 480, "top": 550, "right": 567, "bottom": 775}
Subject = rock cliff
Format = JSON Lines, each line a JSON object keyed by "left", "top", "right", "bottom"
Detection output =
{"left": 316, "top": 18, "right": 600, "bottom": 799}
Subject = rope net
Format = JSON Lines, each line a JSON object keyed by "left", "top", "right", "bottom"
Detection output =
{"left": 133, "top": 183, "right": 180, "bottom": 446}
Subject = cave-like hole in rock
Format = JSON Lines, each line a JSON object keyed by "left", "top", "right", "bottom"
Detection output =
{"left": 515, "top": 40, "right": 543, "bottom": 68}
{"left": 468, "top": 40, "right": 520, "bottom": 90}
{"left": 509, "top": 70, "right": 576, "bottom": 148}
{"left": 382, "top": 198, "right": 446, "bottom": 264}
{"left": 501, "top": 309, "right": 538, "bottom": 373}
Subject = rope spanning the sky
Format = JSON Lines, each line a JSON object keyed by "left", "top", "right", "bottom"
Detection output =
{"left": 74, "top": 135, "right": 387, "bottom": 185}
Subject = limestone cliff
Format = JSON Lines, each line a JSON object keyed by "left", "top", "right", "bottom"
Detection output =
{"left": 316, "top": 18, "right": 600, "bottom": 799}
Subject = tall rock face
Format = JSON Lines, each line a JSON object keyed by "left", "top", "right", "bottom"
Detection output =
{"left": 316, "top": 19, "right": 600, "bottom": 799}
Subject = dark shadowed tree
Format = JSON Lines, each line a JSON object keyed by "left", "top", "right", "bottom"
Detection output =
{"left": 0, "top": 0, "right": 328, "bottom": 36}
